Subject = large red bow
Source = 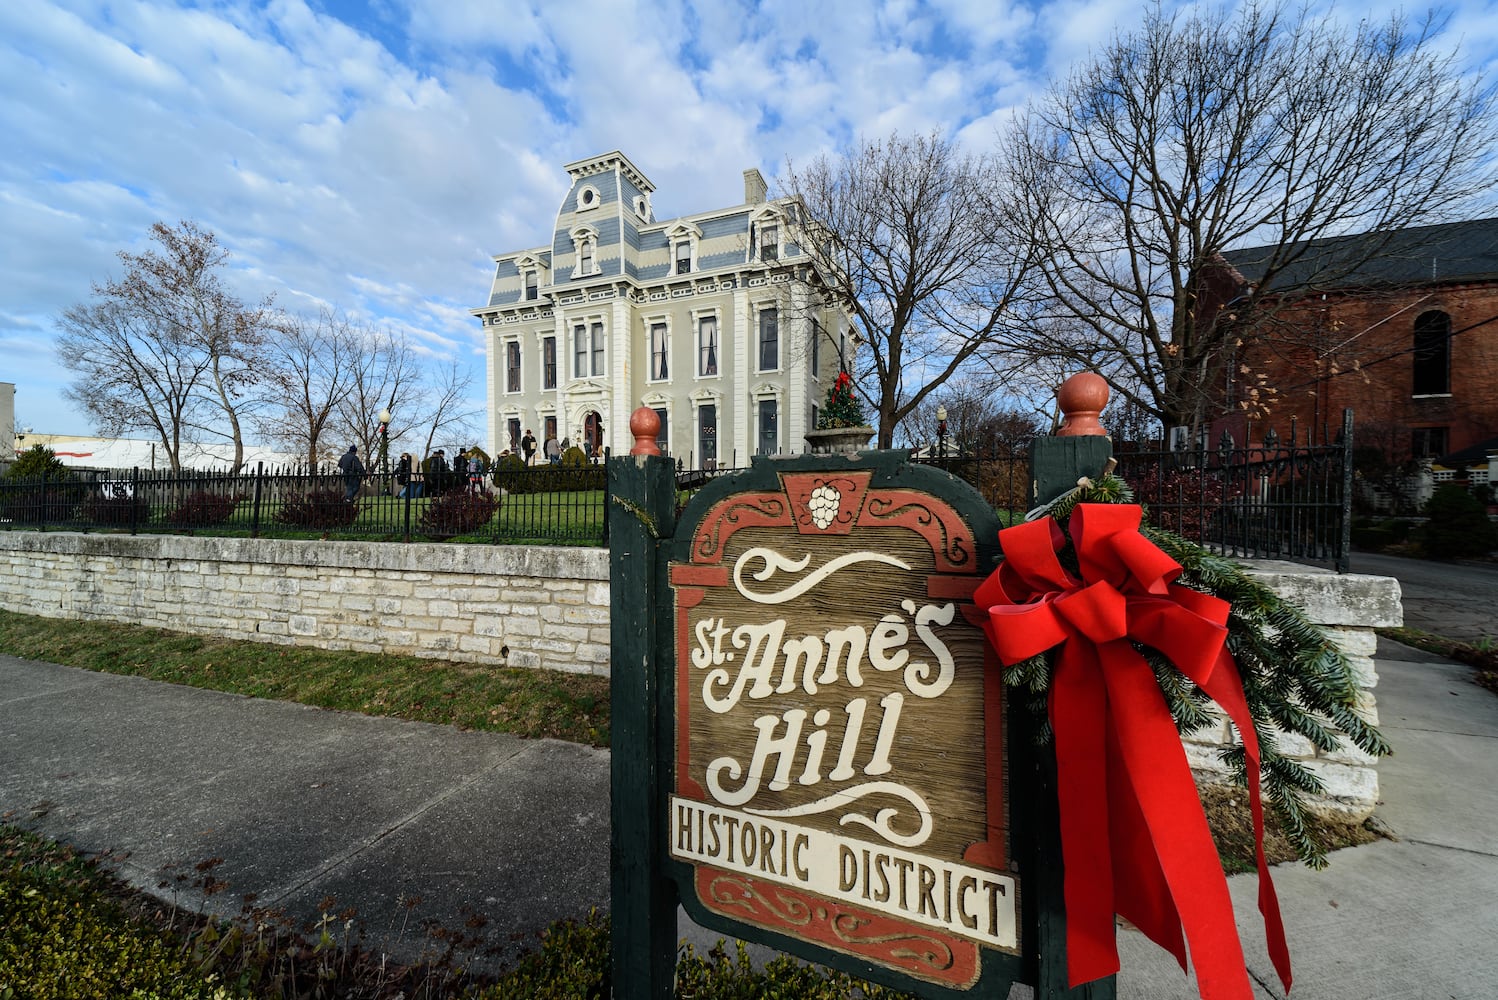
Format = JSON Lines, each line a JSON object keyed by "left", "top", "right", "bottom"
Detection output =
{"left": 976, "top": 504, "right": 1291, "bottom": 999}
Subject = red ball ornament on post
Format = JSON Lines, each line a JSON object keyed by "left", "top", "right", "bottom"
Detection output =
{"left": 1055, "top": 372, "right": 1110, "bottom": 437}
{"left": 629, "top": 405, "right": 662, "bottom": 457}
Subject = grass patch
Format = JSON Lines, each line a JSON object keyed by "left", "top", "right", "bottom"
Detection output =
{"left": 0, "top": 610, "right": 609, "bottom": 747}
{"left": 1, "top": 822, "right": 921, "bottom": 1000}
{"left": 1377, "top": 626, "right": 1498, "bottom": 696}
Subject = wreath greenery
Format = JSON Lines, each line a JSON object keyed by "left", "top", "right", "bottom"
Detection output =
{"left": 1001, "top": 472, "right": 1392, "bottom": 868}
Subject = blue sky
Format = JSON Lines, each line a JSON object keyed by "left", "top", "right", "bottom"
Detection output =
{"left": 3, "top": 0, "right": 1497, "bottom": 439}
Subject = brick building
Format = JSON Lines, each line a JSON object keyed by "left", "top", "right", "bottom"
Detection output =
{"left": 1215, "top": 218, "right": 1498, "bottom": 485}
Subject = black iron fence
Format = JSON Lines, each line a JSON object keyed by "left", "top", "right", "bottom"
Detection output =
{"left": 909, "top": 410, "right": 1354, "bottom": 571}
{"left": 0, "top": 460, "right": 609, "bottom": 546}
{"left": 1, "top": 415, "right": 1353, "bottom": 565}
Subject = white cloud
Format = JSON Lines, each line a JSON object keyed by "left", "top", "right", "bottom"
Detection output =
{"left": 3, "top": 0, "right": 1495, "bottom": 438}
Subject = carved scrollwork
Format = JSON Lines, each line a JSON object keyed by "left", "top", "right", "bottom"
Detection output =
{"left": 831, "top": 913, "right": 956, "bottom": 970}
{"left": 695, "top": 496, "right": 787, "bottom": 561}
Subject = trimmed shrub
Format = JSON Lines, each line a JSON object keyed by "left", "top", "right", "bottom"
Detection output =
{"left": 1420, "top": 484, "right": 1498, "bottom": 559}
{"left": 491, "top": 452, "right": 533, "bottom": 495}
{"left": 274, "top": 488, "right": 359, "bottom": 530}
{"left": 0, "top": 445, "right": 85, "bottom": 523}
{"left": 166, "top": 490, "right": 239, "bottom": 528}
{"left": 419, "top": 488, "right": 499, "bottom": 539}
{"left": 82, "top": 490, "right": 152, "bottom": 527}
{"left": 558, "top": 446, "right": 604, "bottom": 492}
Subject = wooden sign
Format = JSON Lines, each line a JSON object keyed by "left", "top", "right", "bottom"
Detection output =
{"left": 666, "top": 454, "right": 1026, "bottom": 995}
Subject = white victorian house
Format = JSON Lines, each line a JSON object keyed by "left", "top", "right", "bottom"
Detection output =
{"left": 473, "top": 151, "right": 854, "bottom": 467}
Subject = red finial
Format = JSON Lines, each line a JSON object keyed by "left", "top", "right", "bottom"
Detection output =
{"left": 629, "top": 406, "right": 662, "bottom": 456}
{"left": 1055, "top": 372, "right": 1110, "bottom": 437}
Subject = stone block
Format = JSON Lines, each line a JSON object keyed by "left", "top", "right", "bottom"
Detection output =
{"left": 508, "top": 650, "right": 541, "bottom": 669}
{"left": 473, "top": 615, "right": 505, "bottom": 638}
{"left": 288, "top": 615, "right": 318, "bottom": 636}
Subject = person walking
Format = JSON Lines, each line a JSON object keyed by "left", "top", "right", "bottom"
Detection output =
{"left": 521, "top": 428, "right": 537, "bottom": 466}
{"left": 337, "top": 445, "right": 365, "bottom": 502}
{"left": 394, "top": 452, "right": 414, "bottom": 498}
{"left": 544, "top": 433, "right": 560, "bottom": 464}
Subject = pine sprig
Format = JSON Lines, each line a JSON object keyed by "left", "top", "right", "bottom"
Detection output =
{"left": 997, "top": 491, "right": 1391, "bottom": 869}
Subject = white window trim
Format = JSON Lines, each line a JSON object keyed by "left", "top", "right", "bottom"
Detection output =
{"left": 642, "top": 391, "right": 671, "bottom": 453}
{"left": 667, "top": 221, "right": 702, "bottom": 276}
{"left": 691, "top": 389, "right": 725, "bottom": 468}
{"left": 753, "top": 299, "right": 781, "bottom": 374}
{"left": 575, "top": 184, "right": 601, "bottom": 212}
{"left": 569, "top": 312, "right": 608, "bottom": 381}
{"left": 569, "top": 225, "right": 600, "bottom": 279}
{"left": 539, "top": 331, "right": 559, "bottom": 391}
{"left": 750, "top": 206, "right": 785, "bottom": 264}
{"left": 645, "top": 313, "right": 672, "bottom": 384}
{"left": 503, "top": 337, "right": 524, "bottom": 395}
{"left": 749, "top": 386, "right": 784, "bottom": 455}
{"left": 691, "top": 307, "right": 722, "bottom": 381}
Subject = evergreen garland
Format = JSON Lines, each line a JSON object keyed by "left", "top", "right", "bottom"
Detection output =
{"left": 1001, "top": 472, "right": 1391, "bottom": 869}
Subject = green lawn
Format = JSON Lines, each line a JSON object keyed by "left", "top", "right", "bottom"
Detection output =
{"left": 0, "top": 609, "right": 610, "bottom": 746}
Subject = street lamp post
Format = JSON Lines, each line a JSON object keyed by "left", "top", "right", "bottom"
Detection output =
{"left": 936, "top": 404, "right": 947, "bottom": 460}
{"left": 377, "top": 408, "right": 391, "bottom": 480}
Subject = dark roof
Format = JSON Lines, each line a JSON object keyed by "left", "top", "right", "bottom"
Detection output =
{"left": 1436, "top": 434, "right": 1498, "bottom": 468}
{"left": 1223, "top": 216, "right": 1498, "bottom": 292}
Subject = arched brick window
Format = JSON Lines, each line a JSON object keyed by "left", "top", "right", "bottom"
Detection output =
{"left": 1413, "top": 310, "right": 1451, "bottom": 395}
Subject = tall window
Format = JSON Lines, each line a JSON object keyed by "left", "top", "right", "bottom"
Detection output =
{"left": 811, "top": 318, "right": 821, "bottom": 377}
{"left": 579, "top": 241, "right": 594, "bottom": 275}
{"left": 654, "top": 407, "right": 669, "bottom": 454}
{"left": 506, "top": 341, "right": 521, "bottom": 392}
{"left": 760, "top": 223, "right": 779, "bottom": 261}
{"left": 573, "top": 322, "right": 604, "bottom": 378}
{"left": 525, "top": 270, "right": 538, "bottom": 301}
{"left": 1413, "top": 310, "right": 1451, "bottom": 395}
{"left": 508, "top": 418, "right": 521, "bottom": 453}
{"left": 699, "top": 403, "right": 717, "bottom": 468}
{"left": 757, "top": 399, "right": 778, "bottom": 455}
{"left": 542, "top": 336, "right": 557, "bottom": 389}
{"left": 544, "top": 415, "right": 557, "bottom": 447}
{"left": 698, "top": 316, "right": 719, "bottom": 376}
{"left": 650, "top": 322, "right": 669, "bottom": 380}
{"left": 675, "top": 241, "right": 691, "bottom": 275}
{"left": 758, "top": 307, "right": 778, "bottom": 371}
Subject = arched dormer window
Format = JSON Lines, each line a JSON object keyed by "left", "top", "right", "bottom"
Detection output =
{"left": 749, "top": 206, "right": 784, "bottom": 264}
{"left": 569, "top": 226, "right": 599, "bottom": 279}
{"left": 516, "top": 253, "right": 547, "bottom": 302}
{"left": 666, "top": 221, "right": 702, "bottom": 276}
{"left": 1413, "top": 310, "right": 1451, "bottom": 396}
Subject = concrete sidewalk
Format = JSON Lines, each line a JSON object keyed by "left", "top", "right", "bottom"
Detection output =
{"left": 2, "top": 643, "right": 1496, "bottom": 996}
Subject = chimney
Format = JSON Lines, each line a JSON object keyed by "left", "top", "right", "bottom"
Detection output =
{"left": 743, "top": 168, "right": 767, "bottom": 205}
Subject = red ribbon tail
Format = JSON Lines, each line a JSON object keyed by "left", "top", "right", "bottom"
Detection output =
{"left": 1050, "top": 647, "right": 1120, "bottom": 986}
{"left": 1101, "top": 645, "right": 1256, "bottom": 1000}
{"left": 1200, "top": 651, "right": 1294, "bottom": 994}
{"left": 1107, "top": 723, "right": 1187, "bottom": 972}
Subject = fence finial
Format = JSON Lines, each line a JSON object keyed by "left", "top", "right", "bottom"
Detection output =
{"left": 629, "top": 406, "right": 662, "bottom": 457}
{"left": 1055, "top": 372, "right": 1110, "bottom": 437}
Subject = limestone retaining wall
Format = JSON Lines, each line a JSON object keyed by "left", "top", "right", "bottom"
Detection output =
{"left": 1184, "top": 561, "right": 1402, "bottom": 821}
{"left": 0, "top": 533, "right": 609, "bottom": 676}
{"left": 0, "top": 535, "right": 1400, "bottom": 817}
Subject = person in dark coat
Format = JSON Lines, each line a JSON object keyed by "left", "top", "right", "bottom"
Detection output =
{"left": 521, "top": 428, "right": 537, "bottom": 466}
{"left": 337, "top": 445, "right": 365, "bottom": 501}
{"left": 395, "top": 452, "right": 414, "bottom": 498}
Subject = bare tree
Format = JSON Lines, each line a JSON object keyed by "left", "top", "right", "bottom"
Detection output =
{"left": 1000, "top": 1, "right": 1495, "bottom": 434}
{"left": 56, "top": 221, "right": 270, "bottom": 471}
{"left": 898, "top": 378, "right": 1046, "bottom": 455}
{"left": 330, "top": 326, "right": 425, "bottom": 476}
{"left": 411, "top": 358, "right": 482, "bottom": 463}
{"left": 784, "top": 130, "right": 1043, "bottom": 447}
{"left": 255, "top": 309, "right": 362, "bottom": 467}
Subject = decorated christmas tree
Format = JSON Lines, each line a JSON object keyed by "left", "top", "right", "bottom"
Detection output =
{"left": 817, "top": 370, "right": 868, "bottom": 428}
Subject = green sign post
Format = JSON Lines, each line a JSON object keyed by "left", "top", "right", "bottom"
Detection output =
{"left": 610, "top": 404, "right": 1116, "bottom": 999}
